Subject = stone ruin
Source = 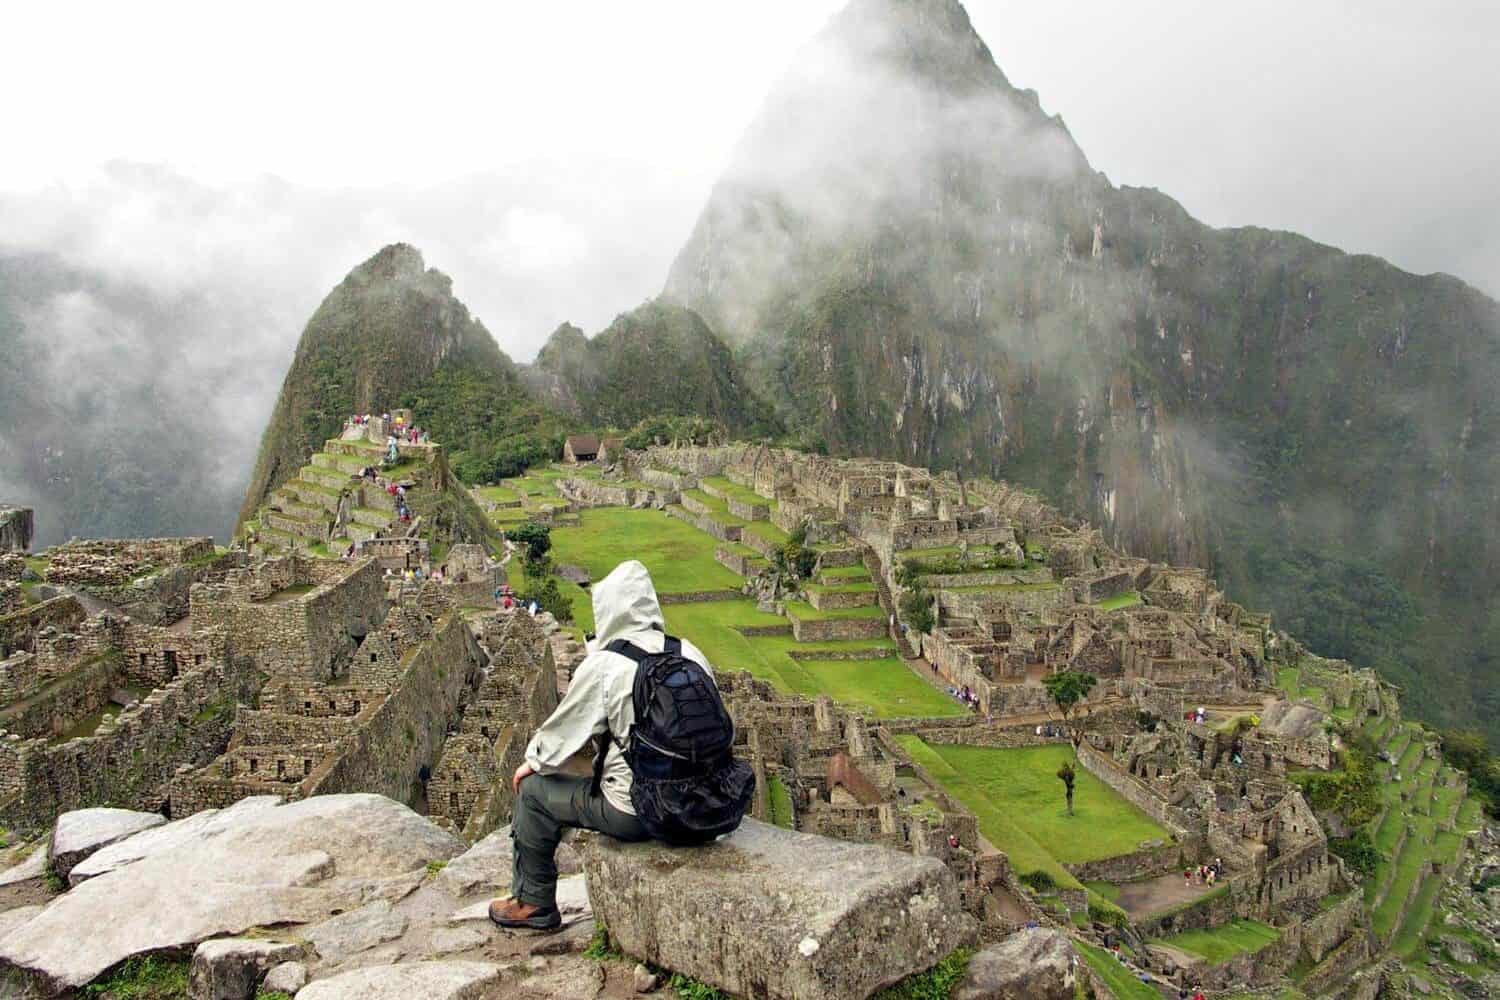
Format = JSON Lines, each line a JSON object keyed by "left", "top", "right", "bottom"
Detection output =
{"left": 0, "top": 528, "right": 555, "bottom": 844}
{"left": 0, "top": 507, "right": 32, "bottom": 555}
{"left": 720, "top": 672, "right": 1043, "bottom": 934}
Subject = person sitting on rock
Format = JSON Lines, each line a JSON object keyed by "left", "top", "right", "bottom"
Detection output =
{"left": 489, "top": 559, "right": 717, "bottom": 931}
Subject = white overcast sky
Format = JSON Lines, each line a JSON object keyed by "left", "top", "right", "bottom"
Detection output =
{"left": 3, "top": 0, "right": 1497, "bottom": 363}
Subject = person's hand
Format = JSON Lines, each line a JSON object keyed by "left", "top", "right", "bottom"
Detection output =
{"left": 512, "top": 762, "right": 535, "bottom": 794}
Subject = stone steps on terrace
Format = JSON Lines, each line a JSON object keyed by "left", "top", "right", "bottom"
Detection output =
{"left": 269, "top": 495, "right": 322, "bottom": 523}
{"left": 251, "top": 526, "right": 299, "bottom": 555}
{"left": 350, "top": 507, "right": 394, "bottom": 528}
{"left": 285, "top": 481, "right": 344, "bottom": 513}
{"left": 300, "top": 465, "right": 352, "bottom": 491}
{"left": 323, "top": 439, "right": 385, "bottom": 460}
{"left": 264, "top": 511, "right": 327, "bottom": 542}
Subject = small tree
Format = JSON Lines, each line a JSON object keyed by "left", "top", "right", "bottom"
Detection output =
{"left": 1056, "top": 761, "right": 1077, "bottom": 816}
{"left": 507, "top": 522, "right": 553, "bottom": 578}
{"left": 898, "top": 584, "right": 935, "bottom": 635}
{"left": 1043, "top": 670, "right": 1098, "bottom": 750}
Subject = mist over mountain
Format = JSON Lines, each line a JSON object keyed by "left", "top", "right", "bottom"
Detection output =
{"left": 529, "top": 300, "right": 781, "bottom": 436}
{"left": 2, "top": 0, "right": 1497, "bottom": 742}
{"left": 662, "top": 0, "right": 1500, "bottom": 738}
{"left": 0, "top": 250, "right": 284, "bottom": 546}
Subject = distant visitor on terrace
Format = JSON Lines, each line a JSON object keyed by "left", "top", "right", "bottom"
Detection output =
{"left": 490, "top": 559, "right": 754, "bottom": 930}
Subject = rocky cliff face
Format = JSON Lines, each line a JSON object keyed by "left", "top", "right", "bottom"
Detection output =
{"left": 237, "top": 244, "right": 532, "bottom": 525}
{"left": 662, "top": 0, "right": 1500, "bottom": 736}
{"left": 527, "top": 300, "right": 781, "bottom": 437}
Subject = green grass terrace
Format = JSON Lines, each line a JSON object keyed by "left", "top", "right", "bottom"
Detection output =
{"left": 699, "top": 476, "right": 775, "bottom": 510}
{"left": 527, "top": 507, "right": 967, "bottom": 720}
{"left": 895, "top": 738, "right": 1170, "bottom": 891}
{"left": 1159, "top": 919, "right": 1280, "bottom": 963}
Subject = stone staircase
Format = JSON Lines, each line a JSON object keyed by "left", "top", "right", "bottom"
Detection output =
{"left": 242, "top": 442, "right": 401, "bottom": 559}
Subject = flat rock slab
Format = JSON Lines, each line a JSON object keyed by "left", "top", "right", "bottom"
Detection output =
{"left": 584, "top": 818, "right": 975, "bottom": 1000}
{"left": 298, "top": 960, "right": 505, "bottom": 1000}
{"left": 448, "top": 874, "right": 592, "bottom": 929}
{"left": 0, "top": 851, "right": 46, "bottom": 890}
{"left": 68, "top": 796, "right": 284, "bottom": 886}
{"left": 516, "top": 958, "right": 604, "bottom": 1000}
{"left": 0, "top": 794, "right": 465, "bottom": 994}
{"left": 303, "top": 900, "right": 409, "bottom": 966}
{"left": 435, "top": 826, "right": 580, "bottom": 897}
{"left": 48, "top": 808, "right": 165, "bottom": 881}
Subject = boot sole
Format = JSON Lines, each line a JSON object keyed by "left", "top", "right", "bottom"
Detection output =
{"left": 490, "top": 911, "right": 562, "bottom": 931}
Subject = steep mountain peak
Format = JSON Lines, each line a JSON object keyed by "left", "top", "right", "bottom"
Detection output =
{"left": 237, "top": 244, "right": 518, "bottom": 526}
{"left": 350, "top": 241, "right": 427, "bottom": 283}
{"left": 823, "top": 0, "right": 1012, "bottom": 94}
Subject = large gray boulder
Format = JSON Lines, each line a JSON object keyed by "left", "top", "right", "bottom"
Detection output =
{"left": 0, "top": 794, "right": 465, "bottom": 995}
{"left": 583, "top": 818, "right": 976, "bottom": 1000}
{"left": 48, "top": 807, "right": 165, "bottom": 881}
{"left": 952, "top": 928, "right": 1077, "bottom": 1000}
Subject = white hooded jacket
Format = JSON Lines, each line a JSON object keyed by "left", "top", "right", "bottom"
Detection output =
{"left": 523, "top": 560, "right": 714, "bottom": 815}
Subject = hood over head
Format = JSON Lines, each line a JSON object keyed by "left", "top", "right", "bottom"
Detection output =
{"left": 591, "top": 559, "right": 664, "bottom": 646}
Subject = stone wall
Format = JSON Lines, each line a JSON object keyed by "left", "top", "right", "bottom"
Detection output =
{"left": 0, "top": 596, "right": 86, "bottom": 657}
{"left": 0, "top": 652, "right": 119, "bottom": 739}
{"left": 1066, "top": 839, "right": 1186, "bottom": 883}
{"left": 1077, "top": 740, "right": 1194, "bottom": 837}
{"left": 307, "top": 613, "right": 486, "bottom": 806}
{"left": 72, "top": 553, "right": 247, "bottom": 627}
{"left": 190, "top": 557, "right": 386, "bottom": 680}
{"left": 789, "top": 614, "right": 886, "bottom": 642}
{"left": 0, "top": 644, "right": 256, "bottom": 833}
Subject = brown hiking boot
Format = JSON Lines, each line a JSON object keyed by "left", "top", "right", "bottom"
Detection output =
{"left": 488, "top": 897, "right": 561, "bottom": 930}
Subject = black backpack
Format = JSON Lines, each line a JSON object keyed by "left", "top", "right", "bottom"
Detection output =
{"left": 601, "top": 636, "right": 755, "bottom": 845}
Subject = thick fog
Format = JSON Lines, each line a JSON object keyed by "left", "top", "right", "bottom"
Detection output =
{"left": 1, "top": 0, "right": 1495, "bottom": 544}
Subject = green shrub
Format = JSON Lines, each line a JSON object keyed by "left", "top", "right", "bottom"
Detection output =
{"left": 520, "top": 576, "right": 574, "bottom": 624}
{"left": 871, "top": 948, "right": 973, "bottom": 1000}
{"left": 1328, "top": 828, "right": 1379, "bottom": 875}
{"left": 898, "top": 585, "right": 935, "bottom": 635}
{"left": 1018, "top": 869, "right": 1056, "bottom": 892}
{"left": 82, "top": 955, "right": 190, "bottom": 998}
{"left": 1088, "top": 901, "right": 1129, "bottom": 928}
{"left": 1291, "top": 746, "right": 1379, "bottom": 826}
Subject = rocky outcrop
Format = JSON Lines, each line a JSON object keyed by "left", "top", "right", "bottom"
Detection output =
{"left": 583, "top": 817, "right": 977, "bottom": 1000}
{"left": 0, "top": 795, "right": 611, "bottom": 999}
{"left": 0, "top": 794, "right": 463, "bottom": 994}
{"left": 189, "top": 937, "right": 310, "bottom": 1000}
{"left": 46, "top": 807, "right": 164, "bottom": 881}
{"left": 953, "top": 928, "right": 1077, "bottom": 1000}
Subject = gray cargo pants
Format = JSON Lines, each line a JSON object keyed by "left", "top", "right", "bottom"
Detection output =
{"left": 511, "top": 774, "right": 648, "bottom": 910}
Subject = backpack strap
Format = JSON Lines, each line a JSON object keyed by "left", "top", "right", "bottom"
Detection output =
{"left": 605, "top": 636, "right": 681, "bottom": 661}
{"left": 605, "top": 638, "right": 648, "bottom": 662}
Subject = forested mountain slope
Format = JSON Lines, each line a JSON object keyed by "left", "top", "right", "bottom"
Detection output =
{"left": 661, "top": 0, "right": 1500, "bottom": 736}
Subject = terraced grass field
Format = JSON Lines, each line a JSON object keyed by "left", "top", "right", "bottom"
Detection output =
{"left": 1160, "top": 919, "right": 1280, "bottom": 963}
{"left": 1074, "top": 941, "right": 1160, "bottom": 1000}
{"left": 548, "top": 507, "right": 743, "bottom": 594}
{"left": 1096, "top": 591, "right": 1143, "bottom": 611}
{"left": 528, "top": 506, "right": 966, "bottom": 720}
{"left": 896, "top": 738, "right": 1169, "bottom": 888}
